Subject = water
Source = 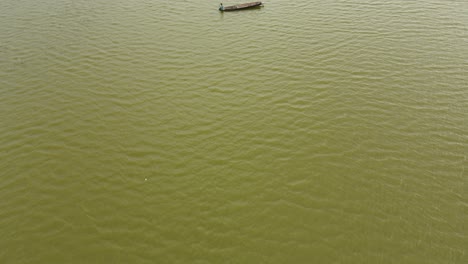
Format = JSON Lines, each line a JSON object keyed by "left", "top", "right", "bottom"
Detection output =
{"left": 1, "top": 0, "right": 467, "bottom": 263}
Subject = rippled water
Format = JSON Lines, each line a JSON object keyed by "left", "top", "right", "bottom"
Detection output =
{"left": 1, "top": 0, "right": 467, "bottom": 263}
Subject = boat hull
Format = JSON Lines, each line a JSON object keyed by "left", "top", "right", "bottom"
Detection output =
{"left": 220, "top": 2, "right": 262, "bottom": 12}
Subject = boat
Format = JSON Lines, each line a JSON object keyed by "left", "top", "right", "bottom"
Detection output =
{"left": 219, "top": 2, "right": 263, "bottom": 12}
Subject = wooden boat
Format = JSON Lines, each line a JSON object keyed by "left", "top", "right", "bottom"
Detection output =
{"left": 219, "top": 2, "right": 263, "bottom": 12}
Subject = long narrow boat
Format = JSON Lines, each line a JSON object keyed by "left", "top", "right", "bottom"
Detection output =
{"left": 219, "top": 2, "right": 263, "bottom": 12}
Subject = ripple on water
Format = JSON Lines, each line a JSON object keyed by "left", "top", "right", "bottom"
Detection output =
{"left": 1, "top": 0, "right": 467, "bottom": 263}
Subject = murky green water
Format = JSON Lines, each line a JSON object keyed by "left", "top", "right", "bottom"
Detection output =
{"left": 1, "top": 0, "right": 467, "bottom": 263}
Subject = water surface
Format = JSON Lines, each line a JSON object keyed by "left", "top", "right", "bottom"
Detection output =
{"left": 1, "top": 0, "right": 467, "bottom": 263}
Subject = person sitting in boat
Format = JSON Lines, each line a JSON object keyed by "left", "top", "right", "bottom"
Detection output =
{"left": 219, "top": 3, "right": 224, "bottom": 11}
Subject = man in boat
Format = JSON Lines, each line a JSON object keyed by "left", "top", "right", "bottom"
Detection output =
{"left": 219, "top": 3, "right": 224, "bottom": 11}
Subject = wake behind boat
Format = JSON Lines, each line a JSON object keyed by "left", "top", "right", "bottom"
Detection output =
{"left": 219, "top": 2, "right": 263, "bottom": 12}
